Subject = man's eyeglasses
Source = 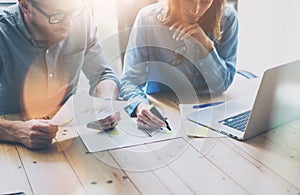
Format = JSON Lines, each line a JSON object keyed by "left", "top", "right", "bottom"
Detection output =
{"left": 169, "top": 45, "right": 187, "bottom": 67}
{"left": 28, "top": 0, "right": 85, "bottom": 24}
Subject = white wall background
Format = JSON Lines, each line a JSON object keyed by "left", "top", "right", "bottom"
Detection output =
{"left": 237, "top": 0, "right": 300, "bottom": 76}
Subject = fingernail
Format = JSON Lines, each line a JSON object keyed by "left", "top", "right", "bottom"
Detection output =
{"left": 169, "top": 26, "right": 173, "bottom": 31}
{"left": 172, "top": 34, "right": 176, "bottom": 40}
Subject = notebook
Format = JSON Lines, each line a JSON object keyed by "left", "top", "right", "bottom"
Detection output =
{"left": 187, "top": 59, "right": 300, "bottom": 140}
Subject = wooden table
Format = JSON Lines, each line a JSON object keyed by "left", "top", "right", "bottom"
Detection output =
{"left": 1, "top": 77, "right": 300, "bottom": 195}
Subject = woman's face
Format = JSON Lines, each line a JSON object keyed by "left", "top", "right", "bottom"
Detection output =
{"left": 177, "top": 0, "right": 214, "bottom": 23}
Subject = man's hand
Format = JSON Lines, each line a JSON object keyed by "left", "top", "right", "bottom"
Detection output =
{"left": 136, "top": 103, "right": 166, "bottom": 131}
{"left": 98, "top": 112, "right": 121, "bottom": 130}
{"left": 93, "top": 79, "right": 121, "bottom": 130}
{"left": 9, "top": 119, "right": 58, "bottom": 149}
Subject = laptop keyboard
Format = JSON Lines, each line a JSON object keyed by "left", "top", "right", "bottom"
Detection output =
{"left": 219, "top": 110, "right": 251, "bottom": 132}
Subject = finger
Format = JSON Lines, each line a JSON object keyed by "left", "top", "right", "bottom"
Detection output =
{"left": 33, "top": 120, "right": 58, "bottom": 134}
{"left": 100, "top": 111, "right": 121, "bottom": 124}
{"left": 31, "top": 121, "right": 56, "bottom": 134}
{"left": 49, "top": 132, "right": 57, "bottom": 139}
{"left": 29, "top": 130, "right": 54, "bottom": 140}
{"left": 177, "top": 24, "right": 195, "bottom": 40}
{"left": 173, "top": 24, "right": 185, "bottom": 41}
{"left": 183, "top": 24, "right": 207, "bottom": 41}
{"left": 33, "top": 138, "right": 52, "bottom": 145}
{"left": 103, "top": 120, "right": 119, "bottom": 130}
{"left": 25, "top": 138, "right": 53, "bottom": 149}
{"left": 181, "top": 33, "right": 191, "bottom": 40}
{"left": 114, "top": 112, "right": 121, "bottom": 122}
{"left": 138, "top": 109, "right": 163, "bottom": 127}
{"left": 35, "top": 126, "right": 58, "bottom": 135}
{"left": 141, "top": 109, "right": 166, "bottom": 127}
{"left": 101, "top": 121, "right": 118, "bottom": 131}
{"left": 183, "top": 27, "right": 201, "bottom": 40}
{"left": 30, "top": 140, "right": 52, "bottom": 149}
{"left": 137, "top": 109, "right": 152, "bottom": 124}
{"left": 98, "top": 115, "right": 115, "bottom": 126}
{"left": 169, "top": 21, "right": 181, "bottom": 31}
{"left": 48, "top": 125, "right": 58, "bottom": 134}
{"left": 149, "top": 115, "right": 166, "bottom": 128}
{"left": 178, "top": 24, "right": 198, "bottom": 40}
{"left": 137, "top": 119, "right": 161, "bottom": 131}
{"left": 101, "top": 124, "right": 113, "bottom": 130}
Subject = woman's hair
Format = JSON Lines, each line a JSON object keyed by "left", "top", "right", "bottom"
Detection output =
{"left": 158, "top": 0, "right": 226, "bottom": 41}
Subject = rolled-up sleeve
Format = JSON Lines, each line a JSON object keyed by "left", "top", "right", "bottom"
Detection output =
{"left": 81, "top": 11, "right": 120, "bottom": 95}
{"left": 119, "top": 9, "right": 152, "bottom": 116}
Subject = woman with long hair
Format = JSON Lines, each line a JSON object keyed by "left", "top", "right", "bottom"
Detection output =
{"left": 120, "top": 0, "right": 238, "bottom": 130}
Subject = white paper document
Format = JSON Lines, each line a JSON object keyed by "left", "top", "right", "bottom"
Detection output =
{"left": 51, "top": 94, "right": 129, "bottom": 127}
{"left": 76, "top": 110, "right": 178, "bottom": 153}
{"left": 52, "top": 94, "right": 180, "bottom": 152}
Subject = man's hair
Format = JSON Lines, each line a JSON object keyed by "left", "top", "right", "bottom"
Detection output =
{"left": 158, "top": 0, "right": 226, "bottom": 41}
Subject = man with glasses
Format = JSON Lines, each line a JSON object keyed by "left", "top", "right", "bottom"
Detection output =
{"left": 0, "top": 0, "right": 121, "bottom": 149}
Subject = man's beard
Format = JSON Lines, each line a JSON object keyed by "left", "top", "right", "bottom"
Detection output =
{"left": 31, "top": 19, "right": 70, "bottom": 48}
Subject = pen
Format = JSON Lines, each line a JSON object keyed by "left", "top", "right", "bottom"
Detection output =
{"left": 192, "top": 102, "right": 224, "bottom": 109}
{"left": 149, "top": 104, "right": 172, "bottom": 131}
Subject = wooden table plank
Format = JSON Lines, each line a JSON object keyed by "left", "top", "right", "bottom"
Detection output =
{"left": 16, "top": 145, "right": 86, "bottom": 195}
{"left": 225, "top": 125, "right": 300, "bottom": 190}
{"left": 191, "top": 137, "right": 299, "bottom": 194}
{"left": 158, "top": 138, "right": 247, "bottom": 194}
{"left": 0, "top": 115, "right": 33, "bottom": 195}
{"left": 108, "top": 144, "right": 174, "bottom": 194}
{"left": 109, "top": 141, "right": 193, "bottom": 194}
{"left": 264, "top": 123, "right": 300, "bottom": 157}
{"left": 150, "top": 166, "right": 194, "bottom": 195}
{"left": 124, "top": 138, "right": 247, "bottom": 194}
{"left": 138, "top": 138, "right": 194, "bottom": 194}
{"left": 5, "top": 114, "right": 86, "bottom": 195}
{"left": 56, "top": 128, "right": 140, "bottom": 195}
{"left": 0, "top": 143, "right": 33, "bottom": 195}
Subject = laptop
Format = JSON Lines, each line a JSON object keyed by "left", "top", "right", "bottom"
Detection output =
{"left": 188, "top": 59, "right": 300, "bottom": 140}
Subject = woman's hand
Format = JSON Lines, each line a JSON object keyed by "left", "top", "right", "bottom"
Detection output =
{"left": 170, "top": 21, "right": 214, "bottom": 52}
{"left": 136, "top": 103, "right": 166, "bottom": 130}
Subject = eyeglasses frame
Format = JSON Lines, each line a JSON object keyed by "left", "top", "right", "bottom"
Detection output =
{"left": 27, "top": 0, "right": 85, "bottom": 24}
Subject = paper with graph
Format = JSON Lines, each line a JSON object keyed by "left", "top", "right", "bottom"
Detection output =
{"left": 51, "top": 94, "right": 179, "bottom": 152}
{"left": 76, "top": 110, "right": 177, "bottom": 153}
{"left": 51, "top": 94, "right": 129, "bottom": 127}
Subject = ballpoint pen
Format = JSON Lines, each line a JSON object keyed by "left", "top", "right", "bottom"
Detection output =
{"left": 192, "top": 102, "right": 224, "bottom": 109}
{"left": 149, "top": 104, "right": 172, "bottom": 131}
